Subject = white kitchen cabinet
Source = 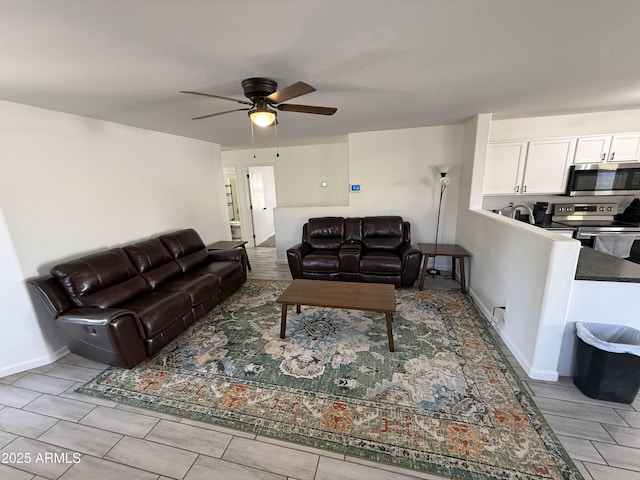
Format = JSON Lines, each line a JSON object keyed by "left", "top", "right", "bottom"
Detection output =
{"left": 484, "top": 138, "right": 576, "bottom": 195}
{"left": 523, "top": 138, "right": 576, "bottom": 194}
{"left": 573, "top": 133, "right": 640, "bottom": 164}
{"left": 483, "top": 142, "right": 527, "bottom": 195}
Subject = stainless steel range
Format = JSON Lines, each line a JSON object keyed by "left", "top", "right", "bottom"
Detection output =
{"left": 552, "top": 202, "right": 640, "bottom": 245}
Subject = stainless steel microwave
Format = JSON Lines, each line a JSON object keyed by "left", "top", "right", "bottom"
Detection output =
{"left": 565, "top": 162, "right": 640, "bottom": 196}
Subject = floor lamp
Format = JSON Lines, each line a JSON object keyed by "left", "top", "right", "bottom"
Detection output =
{"left": 429, "top": 167, "right": 451, "bottom": 276}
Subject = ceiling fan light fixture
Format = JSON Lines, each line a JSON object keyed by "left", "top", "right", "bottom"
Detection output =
{"left": 249, "top": 108, "right": 277, "bottom": 127}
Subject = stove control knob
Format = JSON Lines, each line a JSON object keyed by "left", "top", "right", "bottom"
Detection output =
{"left": 607, "top": 206, "right": 612, "bottom": 211}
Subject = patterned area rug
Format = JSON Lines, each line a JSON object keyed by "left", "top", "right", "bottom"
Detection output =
{"left": 78, "top": 280, "right": 582, "bottom": 480}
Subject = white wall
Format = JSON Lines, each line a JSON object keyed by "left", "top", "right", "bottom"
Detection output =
{"left": 490, "top": 109, "right": 640, "bottom": 140}
{"left": 0, "top": 100, "right": 228, "bottom": 376}
{"left": 222, "top": 143, "right": 349, "bottom": 245}
{"left": 274, "top": 125, "right": 465, "bottom": 262}
{"left": 0, "top": 205, "right": 61, "bottom": 374}
{"left": 456, "top": 114, "right": 581, "bottom": 380}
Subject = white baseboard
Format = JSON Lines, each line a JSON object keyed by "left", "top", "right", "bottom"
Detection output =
{"left": 468, "top": 288, "right": 559, "bottom": 382}
{"left": 0, "top": 346, "right": 70, "bottom": 379}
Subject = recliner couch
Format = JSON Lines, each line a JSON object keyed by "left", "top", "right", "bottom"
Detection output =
{"left": 287, "top": 216, "right": 421, "bottom": 287}
{"left": 29, "top": 228, "right": 246, "bottom": 368}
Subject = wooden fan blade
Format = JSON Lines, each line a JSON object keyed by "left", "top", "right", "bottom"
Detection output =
{"left": 192, "top": 108, "right": 250, "bottom": 120}
{"left": 266, "top": 81, "right": 315, "bottom": 104}
{"left": 277, "top": 104, "right": 337, "bottom": 115}
{"left": 180, "top": 90, "right": 252, "bottom": 106}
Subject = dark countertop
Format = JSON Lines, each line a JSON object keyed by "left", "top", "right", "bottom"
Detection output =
{"left": 575, "top": 246, "right": 640, "bottom": 282}
{"left": 536, "top": 221, "right": 577, "bottom": 231}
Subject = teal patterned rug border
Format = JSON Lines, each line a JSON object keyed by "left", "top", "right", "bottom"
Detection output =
{"left": 77, "top": 280, "right": 583, "bottom": 480}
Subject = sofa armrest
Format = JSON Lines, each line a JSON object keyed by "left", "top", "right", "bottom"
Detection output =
{"left": 286, "top": 243, "right": 311, "bottom": 279}
{"left": 339, "top": 242, "right": 361, "bottom": 273}
{"left": 208, "top": 248, "right": 245, "bottom": 263}
{"left": 398, "top": 243, "right": 422, "bottom": 287}
{"left": 208, "top": 248, "right": 247, "bottom": 275}
{"left": 398, "top": 242, "right": 420, "bottom": 259}
{"left": 56, "top": 307, "right": 147, "bottom": 368}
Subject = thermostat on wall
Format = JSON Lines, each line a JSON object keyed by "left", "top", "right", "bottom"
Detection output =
{"left": 350, "top": 184, "right": 361, "bottom": 192}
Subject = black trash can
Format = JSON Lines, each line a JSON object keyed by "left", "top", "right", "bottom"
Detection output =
{"left": 573, "top": 322, "right": 640, "bottom": 404}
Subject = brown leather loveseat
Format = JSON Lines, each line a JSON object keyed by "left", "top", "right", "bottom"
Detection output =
{"left": 29, "top": 229, "right": 246, "bottom": 368}
{"left": 287, "top": 216, "right": 421, "bottom": 287}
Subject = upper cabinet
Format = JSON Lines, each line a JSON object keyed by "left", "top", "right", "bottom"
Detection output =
{"left": 483, "top": 142, "right": 527, "bottom": 195}
{"left": 573, "top": 133, "right": 640, "bottom": 164}
{"left": 484, "top": 138, "right": 576, "bottom": 195}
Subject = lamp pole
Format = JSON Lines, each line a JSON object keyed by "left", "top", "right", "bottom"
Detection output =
{"left": 430, "top": 171, "right": 450, "bottom": 276}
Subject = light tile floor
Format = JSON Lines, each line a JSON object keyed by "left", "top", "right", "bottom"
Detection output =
{"left": 0, "top": 246, "right": 637, "bottom": 479}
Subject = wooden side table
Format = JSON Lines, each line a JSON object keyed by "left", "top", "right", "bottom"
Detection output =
{"left": 418, "top": 243, "right": 470, "bottom": 293}
{"left": 207, "top": 240, "right": 252, "bottom": 271}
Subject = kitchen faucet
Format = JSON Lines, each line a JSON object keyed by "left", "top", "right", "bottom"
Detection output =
{"left": 510, "top": 204, "right": 535, "bottom": 224}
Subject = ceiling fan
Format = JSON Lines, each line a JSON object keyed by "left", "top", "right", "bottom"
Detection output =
{"left": 181, "top": 77, "right": 337, "bottom": 127}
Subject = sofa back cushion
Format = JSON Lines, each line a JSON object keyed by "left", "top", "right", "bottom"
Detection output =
{"left": 344, "top": 218, "right": 363, "bottom": 243}
{"left": 51, "top": 248, "right": 150, "bottom": 308}
{"left": 124, "top": 238, "right": 182, "bottom": 288}
{"left": 159, "top": 229, "right": 208, "bottom": 272}
{"left": 307, "top": 217, "right": 345, "bottom": 250}
{"left": 362, "top": 216, "right": 404, "bottom": 250}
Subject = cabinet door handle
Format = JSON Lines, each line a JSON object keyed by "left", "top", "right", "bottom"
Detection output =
{"left": 610, "top": 152, "right": 615, "bottom": 161}
{"left": 523, "top": 185, "right": 527, "bottom": 193}
{"left": 601, "top": 153, "right": 606, "bottom": 162}
{"left": 515, "top": 185, "right": 519, "bottom": 193}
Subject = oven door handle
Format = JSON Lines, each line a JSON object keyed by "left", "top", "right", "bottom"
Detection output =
{"left": 578, "top": 231, "right": 640, "bottom": 238}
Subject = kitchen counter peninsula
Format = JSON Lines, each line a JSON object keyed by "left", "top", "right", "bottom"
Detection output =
{"left": 575, "top": 246, "right": 640, "bottom": 282}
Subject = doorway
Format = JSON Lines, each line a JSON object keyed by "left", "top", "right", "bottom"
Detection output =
{"left": 223, "top": 167, "right": 242, "bottom": 240}
{"left": 247, "top": 165, "right": 277, "bottom": 247}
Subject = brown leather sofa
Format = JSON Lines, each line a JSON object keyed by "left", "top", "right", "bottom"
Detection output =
{"left": 29, "top": 229, "right": 246, "bottom": 368}
{"left": 287, "top": 216, "right": 421, "bottom": 287}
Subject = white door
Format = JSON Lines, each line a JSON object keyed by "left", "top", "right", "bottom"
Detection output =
{"left": 247, "top": 166, "right": 276, "bottom": 246}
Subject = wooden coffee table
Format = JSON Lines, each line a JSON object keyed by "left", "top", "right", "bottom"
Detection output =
{"left": 276, "top": 279, "right": 397, "bottom": 352}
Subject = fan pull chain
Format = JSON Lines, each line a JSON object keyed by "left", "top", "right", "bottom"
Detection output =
{"left": 274, "top": 121, "right": 280, "bottom": 158}
{"left": 250, "top": 121, "right": 256, "bottom": 158}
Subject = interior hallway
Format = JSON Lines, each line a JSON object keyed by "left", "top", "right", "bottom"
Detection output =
{"left": 0, "top": 246, "right": 637, "bottom": 480}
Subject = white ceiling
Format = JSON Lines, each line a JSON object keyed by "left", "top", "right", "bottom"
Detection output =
{"left": 2, "top": 0, "right": 640, "bottom": 150}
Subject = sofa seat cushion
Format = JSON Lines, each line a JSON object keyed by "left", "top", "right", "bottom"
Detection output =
{"left": 302, "top": 251, "right": 340, "bottom": 273}
{"left": 156, "top": 273, "right": 220, "bottom": 306}
{"left": 193, "top": 261, "right": 244, "bottom": 286}
{"left": 121, "top": 292, "right": 192, "bottom": 338}
{"left": 360, "top": 250, "right": 402, "bottom": 274}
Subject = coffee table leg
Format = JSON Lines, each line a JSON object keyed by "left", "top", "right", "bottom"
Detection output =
{"left": 296, "top": 305, "right": 301, "bottom": 314}
{"left": 385, "top": 313, "right": 395, "bottom": 352}
{"left": 280, "top": 304, "right": 288, "bottom": 338}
